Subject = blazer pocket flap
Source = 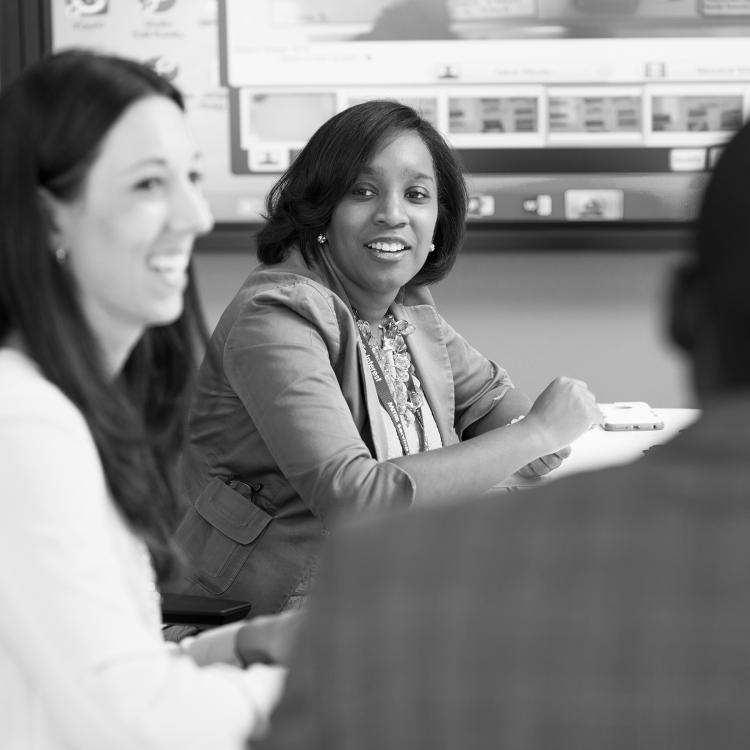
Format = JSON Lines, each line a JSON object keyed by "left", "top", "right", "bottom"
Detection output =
{"left": 195, "top": 477, "right": 272, "bottom": 545}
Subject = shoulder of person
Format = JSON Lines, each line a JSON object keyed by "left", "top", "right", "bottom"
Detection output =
{"left": 0, "top": 348, "right": 86, "bottom": 433}
{"left": 233, "top": 250, "right": 353, "bottom": 325}
{"left": 0, "top": 348, "right": 101, "bottom": 491}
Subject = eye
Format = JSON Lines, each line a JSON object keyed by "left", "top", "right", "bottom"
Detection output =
{"left": 189, "top": 169, "right": 204, "bottom": 186}
{"left": 406, "top": 187, "right": 430, "bottom": 201}
{"left": 134, "top": 176, "right": 164, "bottom": 191}
{"left": 350, "top": 183, "right": 376, "bottom": 198}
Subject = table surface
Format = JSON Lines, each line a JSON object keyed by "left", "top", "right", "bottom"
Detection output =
{"left": 496, "top": 407, "right": 700, "bottom": 492}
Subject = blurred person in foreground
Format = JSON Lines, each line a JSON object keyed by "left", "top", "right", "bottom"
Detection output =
{"left": 171, "top": 99, "right": 600, "bottom": 615}
{"left": 0, "top": 49, "right": 297, "bottom": 750}
{"left": 256, "top": 118, "right": 750, "bottom": 749}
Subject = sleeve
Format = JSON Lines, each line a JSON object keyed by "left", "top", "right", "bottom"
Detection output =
{"left": 252, "top": 514, "right": 414, "bottom": 750}
{"left": 0, "top": 397, "right": 286, "bottom": 750}
{"left": 222, "top": 283, "right": 415, "bottom": 524}
{"left": 439, "top": 315, "right": 516, "bottom": 437}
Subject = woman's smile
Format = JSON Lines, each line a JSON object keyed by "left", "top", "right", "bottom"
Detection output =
{"left": 364, "top": 236, "right": 411, "bottom": 259}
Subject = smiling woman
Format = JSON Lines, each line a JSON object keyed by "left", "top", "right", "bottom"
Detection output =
{"left": 0, "top": 49, "right": 288, "bottom": 749}
{"left": 40, "top": 94, "right": 214, "bottom": 372}
{"left": 170, "top": 99, "right": 602, "bottom": 617}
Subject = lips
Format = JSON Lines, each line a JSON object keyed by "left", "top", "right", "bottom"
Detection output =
{"left": 147, "top": 253, "right": 190, "bottom": 285}
{"left": 365, "top": 240, "right": 410, "bottom": 253}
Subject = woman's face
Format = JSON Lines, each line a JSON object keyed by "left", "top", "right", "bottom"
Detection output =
{"left": 325, "top": 130, "right": 439, "bottom": 318}
{"left": 48, "top": 95, "right": 213, "bottom": 366}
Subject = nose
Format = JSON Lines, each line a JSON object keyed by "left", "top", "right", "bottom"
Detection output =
{"left": 169, "top": 178, "right": 214, "bottom": 236}
{"left": 374, "top": 190, "right": 408, "bottom": 227}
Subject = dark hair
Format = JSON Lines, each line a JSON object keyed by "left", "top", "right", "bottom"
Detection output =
{"left": 256, "top": 99, "right": 468, "bottom": 285}
{"left": 0, "top": 49, "right": 207, "bottom": 582}
{"left": 691, "top": 117, "right": 750, "bottom": 387}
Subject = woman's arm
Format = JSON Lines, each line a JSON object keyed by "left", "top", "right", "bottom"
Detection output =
{"left": 462, "top": 386, "right": 534, "bottom": 437}
{"left": 0, "top": 392, "right": 284, "bottom": 750}
{"left": 464, "top": 386, "right": 574, "bottom": 479}
{"left": 390, "top": 376, "right": 600, "bottom": 506}
{"left": 223, "top": 285, "right": 417, "bottom": 524}
{"left": 220, "top": 283, "right": 596, "bottom": 517}
{"left": 183, "top": 611, "right": 304, "bottom": 669}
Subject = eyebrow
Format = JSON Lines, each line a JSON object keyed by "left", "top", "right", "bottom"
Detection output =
{"left": 122, "top": 153, "right": 203, "bottom": 172}
{"left": 360, "top": 165, "right": 435, "bottom": 183}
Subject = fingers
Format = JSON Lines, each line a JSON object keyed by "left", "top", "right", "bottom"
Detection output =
{"left": 555, "top": 444, "right": 572, "bottom": 459}
{"left": 519, "top": 449, "right": 568, "bottom": 478}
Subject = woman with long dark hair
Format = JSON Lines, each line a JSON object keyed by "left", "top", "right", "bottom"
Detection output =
{"left": 0, "top": 49, "right": 287, "bottom": 749}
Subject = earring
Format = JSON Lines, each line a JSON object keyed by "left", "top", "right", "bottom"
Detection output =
{"left": 317, "top": 233, "right": 327, "bottom": 245}
{"left": 429, "top": 243, "right": 435, "bottom": 253}
{"left": 54, "top": 246, "right": 69, "bottom": 264}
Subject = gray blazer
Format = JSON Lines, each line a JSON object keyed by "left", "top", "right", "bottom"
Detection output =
{"left": 170, "top": 248, "right": 513, "bottom": 614}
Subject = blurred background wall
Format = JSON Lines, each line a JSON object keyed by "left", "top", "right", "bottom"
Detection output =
{"left": 194, "top": 247, "right": 691, "bottom": 408}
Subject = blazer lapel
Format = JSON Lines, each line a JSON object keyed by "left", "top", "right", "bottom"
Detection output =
{"left": 392, "top": 300, "right": 457, "bottom": 448}
{"left": 313, "top": 250, "right": 394, "bottom": 459}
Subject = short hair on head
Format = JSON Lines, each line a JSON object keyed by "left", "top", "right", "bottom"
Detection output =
{"left": 256, "top": 99, "right": 468, "bottom": 285}
{"left": 692, "top": 116, "right": 750, "bottom": 386}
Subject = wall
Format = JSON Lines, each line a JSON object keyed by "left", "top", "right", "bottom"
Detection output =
{"left": 192, "top": 248, "right": 693, "bottom": 410}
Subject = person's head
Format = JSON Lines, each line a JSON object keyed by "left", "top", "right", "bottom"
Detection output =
{"left": 256, "top": 99, "right": 468, "bottom": 289}
{"left": 0, "top": 47, "right": 213, "bottom": 370}
{"left": 0, "top": 49, "right": 213, "bottom": 580}
{"left": 669, "top": 118, "right": 750, "bottom": 398}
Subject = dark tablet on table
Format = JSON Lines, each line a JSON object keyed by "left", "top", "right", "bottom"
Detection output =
{"left": 160, "top": 592, "right": 252, "bottom": 625}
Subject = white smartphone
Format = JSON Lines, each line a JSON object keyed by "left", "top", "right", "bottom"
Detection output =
{"left": 600, "top": 401, "right": 664, "bottom": 431}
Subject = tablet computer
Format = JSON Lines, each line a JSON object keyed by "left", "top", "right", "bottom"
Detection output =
{"left": 160, "top": 593, "right": 251, "bottom": 625}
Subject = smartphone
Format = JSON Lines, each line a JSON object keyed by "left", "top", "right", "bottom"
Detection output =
{"left": 160, "top": 593, "right": 252, "bottom": 625}
{"left": 600, "top": 401, "right": 664, "bottom": 431}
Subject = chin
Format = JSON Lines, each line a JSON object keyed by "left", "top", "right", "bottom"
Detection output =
{"left": 146, "top": 299, "right": 185, "bottom": 328}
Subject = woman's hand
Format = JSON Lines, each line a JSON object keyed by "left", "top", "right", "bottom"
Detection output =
{"left": 235, "top": 609, "right": 306, "bottom": 667}
{"left": 522, "top": 376, "right": 601, "bottom": 453}
{"left": 516, "top": 444, "right": 572, "bottom": 479}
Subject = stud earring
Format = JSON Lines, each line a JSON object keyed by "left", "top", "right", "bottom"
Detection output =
{"left": 54, "top": 246, "right": 69, "bottom": 264}
{"left": 429, "top": 243, "right": 435, "bottom": 253}
{"left": 317, "top": 233, "right": 328, "bottom": 245}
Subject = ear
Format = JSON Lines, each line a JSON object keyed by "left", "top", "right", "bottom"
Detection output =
{"left": 36, "top": 186, "right": 69, "bottom": 249}
{"left": 667, "top": 263, "right": 704, "bottom": 353}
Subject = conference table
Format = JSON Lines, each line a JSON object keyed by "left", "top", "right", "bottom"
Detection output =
{"left": 496, "top": 406, "right": 700, "bottom": 492}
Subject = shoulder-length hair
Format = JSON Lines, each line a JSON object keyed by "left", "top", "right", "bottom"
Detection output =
{"left": 256, "top": 99, "right": 468, "bottom": 285}
{"left": 0, "top": 49, "right": 207, "bottom": 582}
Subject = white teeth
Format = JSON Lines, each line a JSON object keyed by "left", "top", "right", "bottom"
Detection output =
{"left": 148, "top": 254, "right": 190, "bottom": 274}
{"left": 368, "top": 242, "right": 406, "bottom": 253}
{"left": 148, "top": 254, "right": 190, "bottom": 285}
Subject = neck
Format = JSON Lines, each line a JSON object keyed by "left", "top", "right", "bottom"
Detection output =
{"left": 81, "top": 302, "right": 143, "bottom": 378}
{"left": 354, "top": 306, "right": 391, "bottom": 331}
{"left": 350, "top": 297, "right": 394, "bottom": 330}
{"left": 316, "top": 246, "right": 397, "bottom": 328}
{"left": 101, "top": 337, "right": 138, "bottom": 377}
{"left": 88, "top": 320, "right": 141, "bottom": 378}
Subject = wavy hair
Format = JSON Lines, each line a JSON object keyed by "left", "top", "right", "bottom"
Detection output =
{"left": 256, "top": 99, "right": 468, "bottom": 285}
{"left": 0, "top": 49, "right": 207, "bottom": 582}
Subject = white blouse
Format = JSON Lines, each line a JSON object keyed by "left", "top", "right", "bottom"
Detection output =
{"left": 0, "top": 348, "right": 285, "bottom": 750}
